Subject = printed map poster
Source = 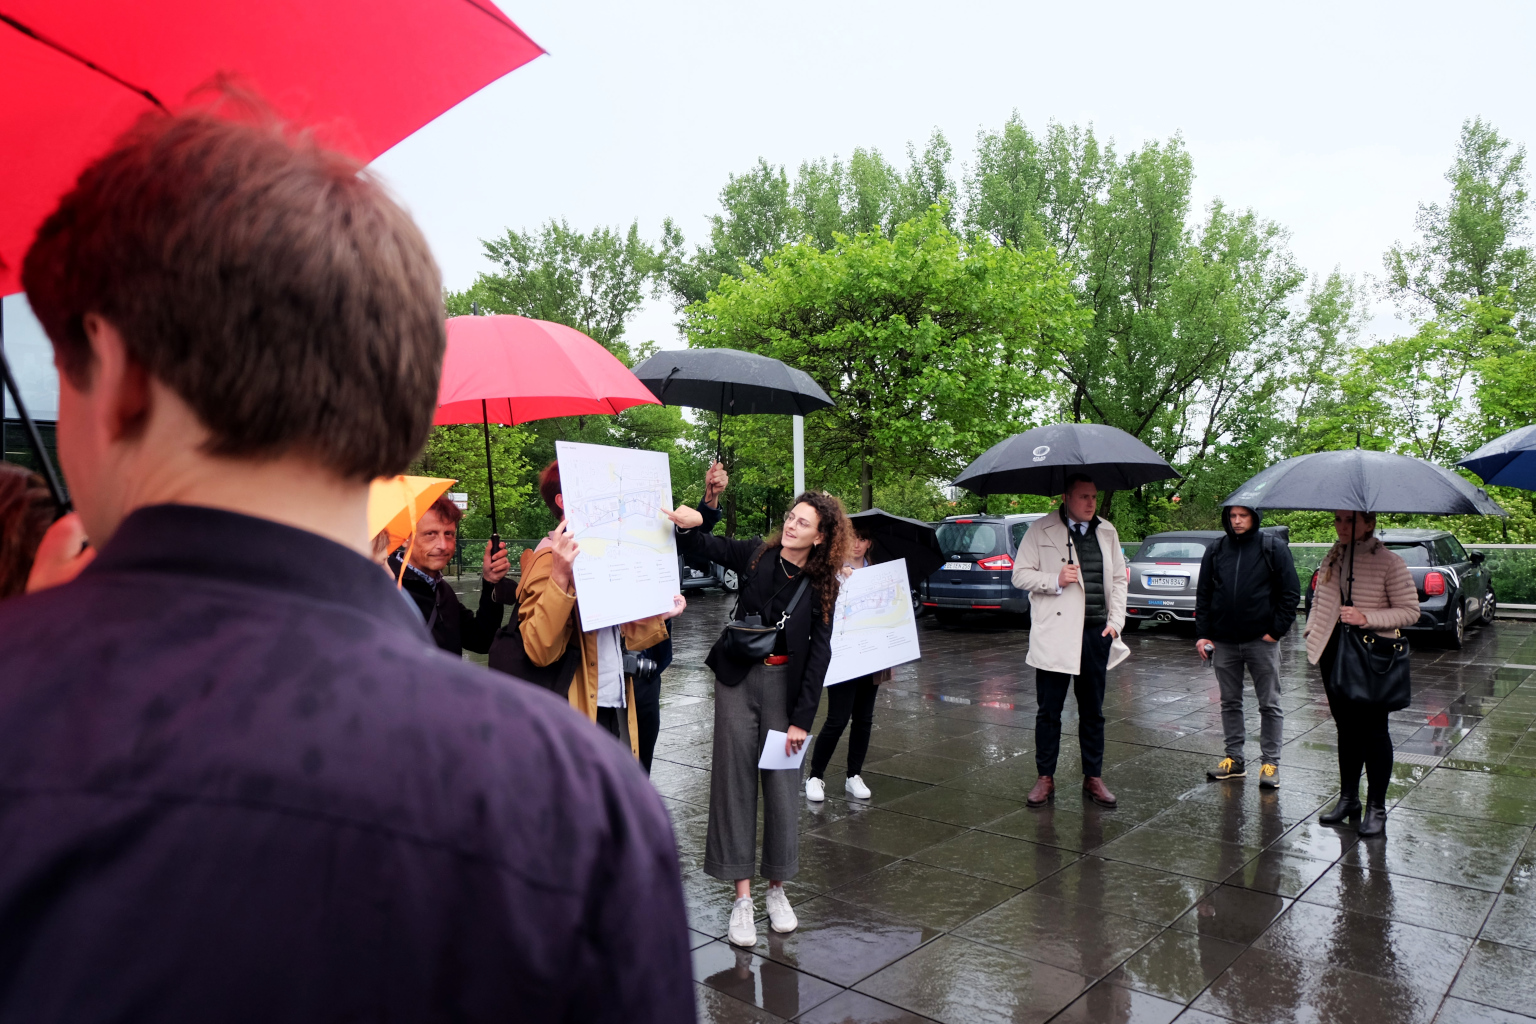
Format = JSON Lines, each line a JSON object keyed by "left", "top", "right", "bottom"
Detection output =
{"left": 556, "top": 440, "right": 680, "bottom": 631}
{"left": 824, "top": 558, "right": 921, "bottom": 685}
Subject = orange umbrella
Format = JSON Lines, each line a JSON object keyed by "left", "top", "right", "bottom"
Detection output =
{"left": 368, "top": 476, "right": 456, "bottom": 584}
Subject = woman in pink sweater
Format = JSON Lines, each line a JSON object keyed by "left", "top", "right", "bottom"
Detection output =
{"left": 1305, "top": 510, "right": 1420, "bottom": 836}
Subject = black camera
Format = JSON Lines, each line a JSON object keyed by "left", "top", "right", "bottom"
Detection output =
{"left": 624, "top": 650, "right": 658, "bottom": 679}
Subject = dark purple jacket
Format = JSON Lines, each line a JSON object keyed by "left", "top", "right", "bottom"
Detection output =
{"left": 0, "top": 505, "right": 694, "bottom": 1024}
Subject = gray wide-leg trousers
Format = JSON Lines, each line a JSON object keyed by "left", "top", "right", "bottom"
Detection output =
{"left": 705, "top": 663, "right": 800, "bottom": 881}
{"left": 1213, "top": 639, "right": 1284, "bottom": 764}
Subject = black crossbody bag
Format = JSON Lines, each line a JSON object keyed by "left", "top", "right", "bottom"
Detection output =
{"left": 720, "top": 575, "right": 809, "bottom": 673}
{"left": 1330, "top": 540, "right": 1412, "bottom": 712}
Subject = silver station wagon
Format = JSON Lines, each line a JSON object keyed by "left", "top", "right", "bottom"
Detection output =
{"left": 1124, "top": 526, "right": 1290, "bottom": 631}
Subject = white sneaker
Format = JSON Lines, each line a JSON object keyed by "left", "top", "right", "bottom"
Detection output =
{"left": 765, "top": 885, "right": 797, "bottom": 933}
{"left": 845, "top": 775, "right": 873, "bottom": 800}
{"left": 727, "top": 896, "right": 756, "bottom": 947}
{"left": 805, "top": 776, "right": 825, "bottom": 802}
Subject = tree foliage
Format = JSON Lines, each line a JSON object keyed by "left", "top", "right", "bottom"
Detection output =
{"left": 684, "top": 209, "right": 1085, "bottom": 510}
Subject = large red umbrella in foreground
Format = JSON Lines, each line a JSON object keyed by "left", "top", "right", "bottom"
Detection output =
{"left": 1, "top": 0, "right": 544, "bottom": 296}
{"left": 435, "top": 314, "right": 660, "bottom": 537}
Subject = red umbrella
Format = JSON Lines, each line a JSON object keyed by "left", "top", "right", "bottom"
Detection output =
{"left": 1, "top": 0, "right": 544, "bottom": 296}
{"left": 434, "top": 314, "right": 660, "bottom": 537}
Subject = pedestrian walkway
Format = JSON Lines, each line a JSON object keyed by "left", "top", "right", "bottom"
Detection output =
{"left": 658, "top": 593, "right": 1536, "bottom": 1024}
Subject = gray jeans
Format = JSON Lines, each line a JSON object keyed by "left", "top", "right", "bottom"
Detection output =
{"left": 1213, "top": 639, "right": 1283, "bottom": 764}
{"left": 705, "top": 663, "right": 800, "bottom": 881}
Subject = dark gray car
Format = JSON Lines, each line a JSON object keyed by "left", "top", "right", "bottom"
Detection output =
{"left": 919, "top": 513, "right": 1045, "bottom": 626}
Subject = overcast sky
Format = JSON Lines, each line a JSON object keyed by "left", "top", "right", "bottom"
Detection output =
{"left": 7, "top": 0, "right": 1534, "bottom": 420}
{"left": 372, "top": 0, "right": 1536, "bottom": 350}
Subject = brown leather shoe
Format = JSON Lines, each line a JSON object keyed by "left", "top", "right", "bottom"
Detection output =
{"left": 1083, "top": 777, "right": 1117, "bottom": 807}
{"left": 1026, "top": 776, "right": 1055, "bottom": 807}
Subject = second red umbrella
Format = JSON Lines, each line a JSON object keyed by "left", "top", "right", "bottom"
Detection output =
{"left": 434, "top": 313, "right": 660, "bottom": 538}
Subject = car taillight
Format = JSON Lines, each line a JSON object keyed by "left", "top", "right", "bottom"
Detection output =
{"left": 1309, "top": 570, "right": 1319, "bottom": 592}
{"left": 1424, "top": 571, "right": 1446, "bottom": 596}
{"left": 1126, "top": 566, "right": 1131, "bottom": 581}
{"left": 978, "top": 554, "right": 1013, "bottom": 570}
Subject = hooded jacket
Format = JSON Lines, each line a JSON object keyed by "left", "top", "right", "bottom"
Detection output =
{"left": 1194, "top": 507, "right": 1300, "bottom": 644}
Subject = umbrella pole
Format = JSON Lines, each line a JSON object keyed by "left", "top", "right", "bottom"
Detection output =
{"left": 481, "top": 400, "right": 500, "bottom": 548}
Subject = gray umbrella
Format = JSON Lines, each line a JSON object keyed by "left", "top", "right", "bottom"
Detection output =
{"left": 1224, "top": 449, "right": 1507, "bottom": 515}
{"left": 954, "top": 422, "right": 1179, "bottom": 496}
{"left": 629, "top": 348, "right": 834, "bottom": 458}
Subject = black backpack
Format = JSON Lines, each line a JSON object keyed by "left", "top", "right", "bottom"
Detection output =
{"left": 488, "top": 618, "right": 582, "bottom": 695}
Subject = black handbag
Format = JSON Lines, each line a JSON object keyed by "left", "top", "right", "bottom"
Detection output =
{"left": 1329, "top": 540, "right": 1412, "bottom": 712}
{"left": 720, "top": 576, "right": 809, "bottom": 671}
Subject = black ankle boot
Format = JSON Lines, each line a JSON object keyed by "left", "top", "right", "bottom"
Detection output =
{"left": 1319, "top": 793, "right": 1362, "bottom": 825}
{"left": 1357, "top": 802, "right": 1387, "bottom": 837}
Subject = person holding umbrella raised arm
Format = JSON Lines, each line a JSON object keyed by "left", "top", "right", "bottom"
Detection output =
{"left": 1011, "top": 474, "right": 1130, "bottom": 809}
{"left": 1307, "top": 511, "right": 1419, "bottom": 837}
{"left": 663, "top": 489, "right": 852, "bottom": 949}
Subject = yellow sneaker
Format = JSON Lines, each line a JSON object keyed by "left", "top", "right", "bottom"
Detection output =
{"left": 1259, "top": 763, "right": 1280, "bottom": 789}
{"left": 1206, "top": 757, "right": 1246, "bottom": 781}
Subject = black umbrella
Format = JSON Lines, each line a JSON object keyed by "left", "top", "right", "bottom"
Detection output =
{"left": 847, "top": 508, "right": 945, "bottom": 585}
{"left": 629, "top": 348, "right": 834, "bottom": 458}
{"left": 1224, "top": 450, "right": 1506, "bottom": 515}
{"left": 953, "top": 422, "right": 1179, "bottom": 496}
{"left": 1457, "top": 425, "right": 1536, "bottom": 491}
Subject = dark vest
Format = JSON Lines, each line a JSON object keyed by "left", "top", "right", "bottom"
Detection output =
{"left": 1068, "top": 516, "right": 1107, "bottom": 625}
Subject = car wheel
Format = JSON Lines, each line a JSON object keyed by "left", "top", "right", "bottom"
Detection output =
{"left": 1482, "top": 586, "right": 1497, "bottom": 625}
{"left": 1445, "top": 604, "right": 1465, "bottom": 649}
{"left": 936, "top": 609, "right": 965, "bottom": 628}
{"left": 721, "top": 569, "right": 739, "bottom": 593}
{"left": 1120, "top": 618, "right": 1140, "bottom": 633}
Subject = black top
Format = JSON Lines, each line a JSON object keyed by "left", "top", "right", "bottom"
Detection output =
{"left": 388, "top": 553, "right": 504, "bottom": 656}
{"left": 1195, "top": 506, "right": 1301, "bottom": 643}
{"left": 674, "top": 526, "right": 833, "bottom": 732}
{"left": 1065, "top": 510, "right": 1107, "bottom": 625}
{"left": 0, "top": 505, "right": 693, "bottom": 1024}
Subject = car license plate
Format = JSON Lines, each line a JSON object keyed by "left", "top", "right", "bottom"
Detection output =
{"left": 944, "top": 562, "right": 972, "bottom": 571}
{"left": 1146, "top": 575, "right": 1186, "bottom": 588}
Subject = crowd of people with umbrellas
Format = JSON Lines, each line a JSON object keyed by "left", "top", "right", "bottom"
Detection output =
{"left": 4, "top": 4, "right": 1536, "bottom": 1021}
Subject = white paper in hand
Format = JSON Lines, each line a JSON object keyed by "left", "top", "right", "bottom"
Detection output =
{"left": 758, "top": 730, "right": 810, "bottom": 770}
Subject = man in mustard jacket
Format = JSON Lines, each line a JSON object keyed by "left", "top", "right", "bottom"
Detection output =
{"left": 508, "top": 460, "right": 685, "bottom": 758}
{"left": 1012, "top": 474, "right": 1130, "bottom": 809}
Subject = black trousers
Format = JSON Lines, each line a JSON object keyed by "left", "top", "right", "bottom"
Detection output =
{"left": 1035, "top": 625, "right": 1113, "bottom": 778}
{"left": 633, "top": 672, "right": 662, "bottom": 774}
{"left": 808, "top": 674, "right": 879, "bottom": 780}
{"left": 1319, "top": 627, "right": 1394, "bottom": 807}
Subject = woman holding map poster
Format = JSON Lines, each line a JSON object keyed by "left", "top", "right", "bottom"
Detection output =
{"left": 664, "top": 491, "right": 851, "bottom": 949}
{"left": 804, "top": 525, "right": 891, "bottom": 803}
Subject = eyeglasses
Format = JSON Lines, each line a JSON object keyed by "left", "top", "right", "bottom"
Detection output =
{"left": 782, "top": 511, "right": 818, "bottom": 531}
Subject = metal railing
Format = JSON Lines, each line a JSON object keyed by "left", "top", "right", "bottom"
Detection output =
{"left": 1122, "top": 541, "right": 1536, "bottom": 610}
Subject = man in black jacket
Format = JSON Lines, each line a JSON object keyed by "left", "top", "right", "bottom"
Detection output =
{"left": 387, "top": 494, "right": 508, "bottom": 656}
{"left": 1195, "top": 505, "right": 1300, "bottom": 787}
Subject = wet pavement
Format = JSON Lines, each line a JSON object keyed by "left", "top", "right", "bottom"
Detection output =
{"left": 656, "top": 591, "right": 1536, "bottom": 1024}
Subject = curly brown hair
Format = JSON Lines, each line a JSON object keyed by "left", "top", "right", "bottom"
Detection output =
{"left": 750, "top": 491, "right": 853, "bottom": 623}
{"left": 0, "top": 462, "right": 57, "bottom": 598}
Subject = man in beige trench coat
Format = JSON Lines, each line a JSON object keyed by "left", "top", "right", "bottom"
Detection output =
{"left": 1012, "top": 474, "right": 1131, "bottom": 808}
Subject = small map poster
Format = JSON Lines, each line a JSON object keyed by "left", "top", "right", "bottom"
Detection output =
{"left": 556, "top": 440, "right": 680, "bottom": 631}
{"left": 824, "top": 558, "right": 921, "bottom": 685}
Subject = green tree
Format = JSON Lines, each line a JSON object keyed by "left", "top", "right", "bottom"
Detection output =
{"left": 684, "top": 209, "right": 1086, "bottom": 511}
{"left": 1383, "top": 118, "right": 1532, "bottom": 322}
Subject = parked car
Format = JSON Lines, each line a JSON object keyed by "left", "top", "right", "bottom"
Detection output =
{"left": 679, "top": 552, "right": 738, "bottom": 593}
{"left": 1305, "top": 528, "right": 1494, "bottom": 649}
{"left": 1124, "top": 525, "right": 1290, "bottom": 632}
{"left": 920, "top": 513, "right": 1046, "bottom": 626}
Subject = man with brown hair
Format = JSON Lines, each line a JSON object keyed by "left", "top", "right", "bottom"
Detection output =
{"left": 388, "top": 493, "right": 508, "bottom": 656}
{"left": 0, "top": 110, "right": 693, "bottom": 1023}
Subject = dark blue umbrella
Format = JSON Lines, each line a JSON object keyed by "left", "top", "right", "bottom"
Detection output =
{"left": 954, "top": 422, "right": 1178, "bottom": 496}
{"left": 1458, "top": 425, "right": 1536, "bottom": 491}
